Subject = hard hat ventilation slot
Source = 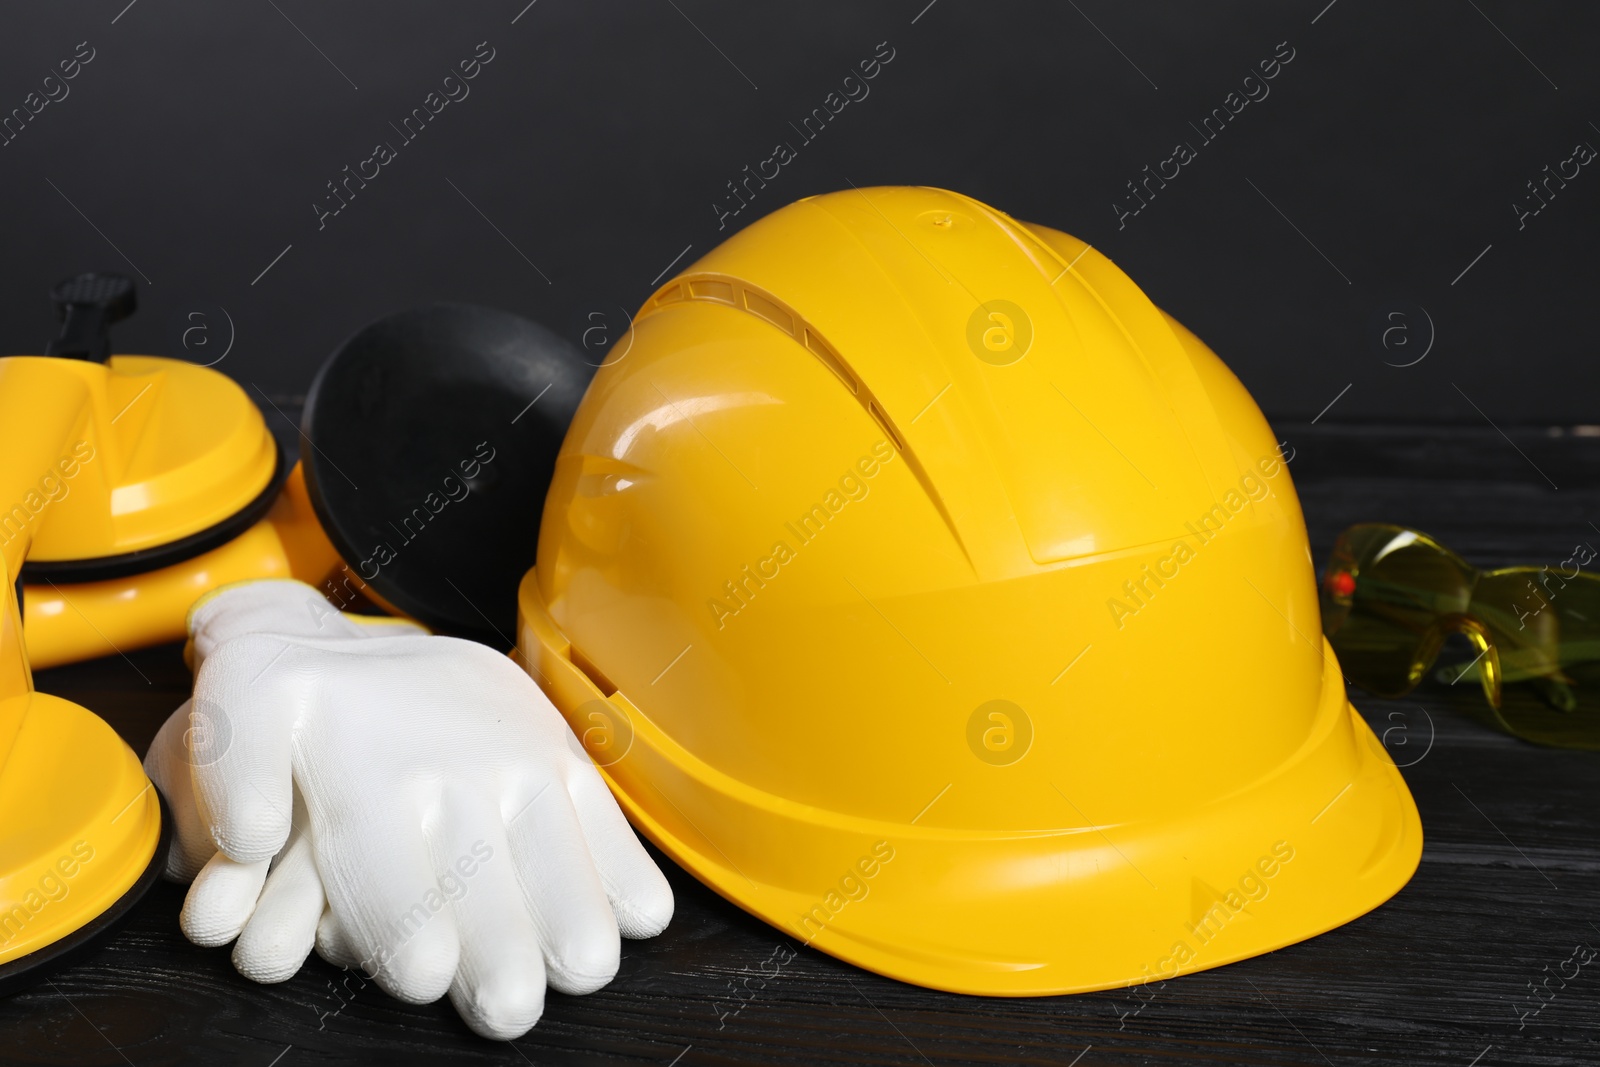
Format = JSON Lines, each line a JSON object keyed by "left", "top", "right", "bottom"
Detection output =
{"left": 803, "top": 329, "right": 858, "bottom": 395}
{"left": 641, "top": 271, "right": 906, "bottom": 456}
{"left": 567, "top": 643, "right": 619, "bottom": 698}
{"left": 742, "top": 289, "right": 793, "bottom": 334}
{"left": 868, "top": 401, "right": 904, "bottom": 452}
{"left": 689, "top": 279, "right": 736, "bottom": 304}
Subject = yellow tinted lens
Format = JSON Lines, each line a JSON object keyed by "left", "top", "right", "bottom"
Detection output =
{"left": 1324, "top": 525, "right": 1473, "bottom": 697}
{"left": 1466, "top": 570, "right": 1600, "bottom": 749}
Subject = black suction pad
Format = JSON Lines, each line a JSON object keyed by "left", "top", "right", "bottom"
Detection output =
{"left": 47, "top": 272, "right": 137, "bottom": 361}
{"left": 301, "top": 304, "right": 592, "bottom": 645}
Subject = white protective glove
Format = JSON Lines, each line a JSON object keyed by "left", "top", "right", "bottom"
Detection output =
{"left": 142, "top": 579, "right": 673, "bottom": 1039}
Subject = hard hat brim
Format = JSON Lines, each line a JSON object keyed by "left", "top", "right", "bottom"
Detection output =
{"left": 520, "top": 568, "right": 1422, "bottom": 995}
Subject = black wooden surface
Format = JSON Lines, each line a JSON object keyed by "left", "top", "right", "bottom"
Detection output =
{"left": 4, "top": 423, "right": 1599, "bottom": 1066}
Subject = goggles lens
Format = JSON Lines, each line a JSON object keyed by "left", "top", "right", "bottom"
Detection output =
{"left": 1321, "top": 523, "right": 1600, "bottom": 749}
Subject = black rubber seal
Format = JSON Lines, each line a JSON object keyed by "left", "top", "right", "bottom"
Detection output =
{"left": 0, "top": 785, "right": 173, "bottom": 997}
{"left": 301, "top": 304, "right": 590, "bottom": 646}
{"left": 20, "top": 437, "right": 288, "bottom": 585}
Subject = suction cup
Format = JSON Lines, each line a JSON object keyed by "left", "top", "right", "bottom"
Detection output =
{"left": 17, "top": 271, "right": 287, "bottom": 582}
{"left": 0, "top": 788, "right": 171, "bottom": 996}
{"left": 301, "top": 305, "right": 591, "bottom": 644}
{"left": 0, "top": 685, "right": 171, "bottom": 995}
{"left": 20, "top": 440, "right": 287, "bottom": 584}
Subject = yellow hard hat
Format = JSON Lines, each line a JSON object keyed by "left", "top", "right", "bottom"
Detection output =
{"left": 517, "top": 186, "right": 1421, "bottom": 995}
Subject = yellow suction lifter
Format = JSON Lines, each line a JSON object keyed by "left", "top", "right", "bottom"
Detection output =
{"left": 0, "top": 273, "right": 314, "bottom": 990}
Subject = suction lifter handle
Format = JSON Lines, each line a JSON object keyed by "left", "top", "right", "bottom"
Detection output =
{"left": 46, "top": 272, "right": 136, "bottom": 362}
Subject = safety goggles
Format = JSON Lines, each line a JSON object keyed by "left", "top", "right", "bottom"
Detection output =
{"left": 1320, "top": 523, "right": 1600, "bottom": 749}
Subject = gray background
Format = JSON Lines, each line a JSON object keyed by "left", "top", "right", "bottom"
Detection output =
{"left": 1, "top": 0, "right": 1594, "bottom": 424}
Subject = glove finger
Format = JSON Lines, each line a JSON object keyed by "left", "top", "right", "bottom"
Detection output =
{"left": 180, "top": 851, "right": 270, "bottom": 947}
{"left": 505, "top": 779, "right": 620, "bottom": 995}
{"left": 141, "top": 699, "right": 218, "bottom": 882}
{"left": 233, "top": 797, "right": 324, "bottom": 983}
{"left": 311, "top": 800, "right": 460, "bottom": 1004}
{"left": 314, "top": 908, "right": 362, "bottom": 971}
{"left": 565, "top": 758, "right": 674, "bottom": 939}
{"left": 433, "top": 787, "right": 546, "bottom": 1040}
{"left": 190, "top": 637, "right": 300, "bottom": 864}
